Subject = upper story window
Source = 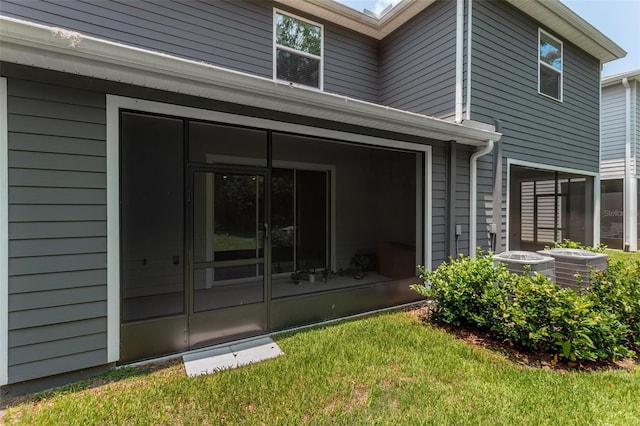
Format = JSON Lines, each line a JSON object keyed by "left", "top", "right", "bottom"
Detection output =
{"left": 274, "top": 10, "right": 323, "bottom": 90}
{"left": 538, "top": 29, "right": 563, "bottom": 101}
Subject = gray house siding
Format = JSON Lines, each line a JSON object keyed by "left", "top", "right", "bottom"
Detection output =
{"left": 601, "top": 84, "right": 628, "bottom": 179}
{"left": 0, "top": 0, "right": 273, "bottom": 78}
{"left": 455, "top": 149, "right": 470, "bottom": 255}
{"left": 469, "top": 1, "right": 601, "bottom": 173}
{"left": 6, "top": 77, "right": 108, "bottom": 384}
{"left": 324, "top": 25, "right": 379, "bottom": 103}
{"left": 431, "top": 145, "right": 448, "bottom": 266}
{"left": 379, "top": 0, "right": 457, "bottom": 119}
{"left": 2, "top": 62, "right": 468, "bottom": 387}
{"left": 476, "top": 153, "right": 495, "bottom": 251}
{"left": 0, "top": 0, "right": 380, "bottom": 104}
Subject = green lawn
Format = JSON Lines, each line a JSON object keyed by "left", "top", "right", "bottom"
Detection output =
{"left": 3, "top": 312, "right": 639, "bottom": 425}
{"left": 605, "top": 249, "right": 640, "bottom": 263}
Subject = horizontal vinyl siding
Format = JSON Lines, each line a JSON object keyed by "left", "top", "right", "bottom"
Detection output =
{"left": 380, "top": 0, "right": 456, "bottom": 119}
{"left": 476, "top": 153, "right": 494, "bottom": 251}
{"left": 470, "top": 1, "right": 600, "bottom": 173}
{"left": 456, "top": 147, "right": 471, "bottom": 255}
{"left": 601, "top": 84, "right": 627, "bottom": 179}
{"left": 0, "top": 0, "right": 273, "bottom": 78}
{"left": 6, "top": 77, "right": 108, "bottom": 384}
{"left": 324, "top": 25, "right": 379, "bottom": 103}
{"left": 634, "top": 81, "right": 639, "bottom": 176}
{"left": 431, "top": 145, "right": 448, "bottom": 266}
{"left": 0, "top": 0, "right": 381, "bottom": 103}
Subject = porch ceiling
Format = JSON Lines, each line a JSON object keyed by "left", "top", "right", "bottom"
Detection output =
{"left": 0, "top": 16, "right": 500, "bottom": 147}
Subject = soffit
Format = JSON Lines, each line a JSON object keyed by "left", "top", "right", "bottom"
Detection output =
{"left": 0, "top": 17, "right": 500, "bottom": 146}
{"left": 502, "top": 0, "right": 625, "bottom": 63}
{"left": 277, "top": 0, "right": 436, "bottom": 39}
{"left": 279, "top": 0, "right": 625, "bottom": 63}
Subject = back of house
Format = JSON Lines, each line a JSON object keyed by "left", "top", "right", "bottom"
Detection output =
{"left": 0, "top": 0, "right": 623, "bottom": 397}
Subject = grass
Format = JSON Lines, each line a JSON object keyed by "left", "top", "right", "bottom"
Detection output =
{"left": 3, "top": 311, "right": 639, "bottom": 425}
{"left": 605, "top": 249, "right": 640, "bottom": 263}
{"left": 3, "top": 251, "right": 639, "bottom": 424}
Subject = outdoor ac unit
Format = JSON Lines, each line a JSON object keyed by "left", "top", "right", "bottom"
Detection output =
{"left": 537, "top": 248, "right": 608, "bottom": 290}
{"left": 493, "top": 251, "right": 555, "bottom": 282}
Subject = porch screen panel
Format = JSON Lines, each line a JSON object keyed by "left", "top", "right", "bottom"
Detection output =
{"left": 271, "top": 168, "right": 295, "bottom": 274}
{"left": 121, "top": 112, "right": 185, "bottom": 322}
{"left": 509, "top": 165, "right": 594, "bottom": 251}
{"left": 189, "top": 121, "right": 267, "bottom": 166}
{"left": 296, "top": 169, "right": 328, "bottom": 270}
{"left": 272, "top": 132, "right": 420, "bottom": 299}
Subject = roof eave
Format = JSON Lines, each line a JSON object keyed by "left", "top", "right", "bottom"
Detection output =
{"left": 280, "top": 0, "right": 625, "bottom": 63}
{"left": 504, "top": 0, "right": 625, "bottom": 63}
{"left": 0, "top": 16, "right": 500, "bottom": 146}
{"left": 602, "top": 70, "right": 640, "bottom": 87}
{"left": 278, "top": 0, "right": 436, "bottom": 39}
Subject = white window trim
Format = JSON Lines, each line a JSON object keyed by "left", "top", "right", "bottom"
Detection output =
{"left": 273, "top": 8, "right": 324, "bottom": 91}
{"left": 505, "top": 158, "right": 599, "bottom": 251}
{"left": 1, "top": 77, "right": 8, "bottom": 386}
{"left": 538, "top": 28, "right": 563, "bottom": 102}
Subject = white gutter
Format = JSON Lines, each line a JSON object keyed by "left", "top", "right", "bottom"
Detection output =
{"left": 469, "top": 139, "right": 494, "bottom": 258}
{"left": 0, "top": 16, "right": 500, "bottom": 147}
{"left": 621, "top": 77, "right": 637, "bottom": 251}
{"left": 455, "top": 0, "right": 464, "bottom": 123}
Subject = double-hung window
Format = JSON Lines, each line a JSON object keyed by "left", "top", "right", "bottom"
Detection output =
{"left": 538, "top": 29, "right": 563, "bottom": 101}
{"left": 274, "top": 10, "right": 323, "bottom": 90}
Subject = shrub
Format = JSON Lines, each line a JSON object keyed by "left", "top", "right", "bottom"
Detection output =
{"left": 412, "top": 253, "right": 508, "bottom": 330}
{"left": 411, "top": 252, "right": 637, "bottom": 362}
{"left": 588, "top": 259, "right": 640, "bottom": 348}
{"left": 545, "top": 239, "right": 607, "bottom": 253}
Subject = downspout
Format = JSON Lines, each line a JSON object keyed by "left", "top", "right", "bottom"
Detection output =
{"left": 621, "top": 77, "right": 637, "bottom": 251}
{"left": 470, "top": 139, "right": 494, "bottom": 258}
{"left": 455, "top": 0, "right": 464, "bottom": 123}
{"left": 465, "top": 0, "right": 473, "bottom": 121}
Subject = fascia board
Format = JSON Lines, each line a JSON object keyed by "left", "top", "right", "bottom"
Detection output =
{"left": 0, "top": 17, "right": 500, "bottom": 146}
{"left": 282, "top": 0, "right": 622, "bottom": 63}
{"left": 602, "top": 70, "right": 640, "bottom": 88}
{"left": 505, "top": 0, "right": 625, "bottom": 63}
{"left": 280, "top": 0, "right": 436, "bottom": 39}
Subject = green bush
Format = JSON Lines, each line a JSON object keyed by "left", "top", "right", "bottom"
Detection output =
{"left": 412, "top": 254, "right": 508, "bottom": 329}
{"left": 545, "top": 239, "right": 607, "bottom": 253}
{"left": 411, "top": 252, "right": 637, "bottom": 362}
{"left": 588, "top": 259, "right": 640, "bottom": 348}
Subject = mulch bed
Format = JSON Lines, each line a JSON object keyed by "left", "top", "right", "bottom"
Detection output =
{"left": 406, "top": 303, "right": 637, "bottom": 373}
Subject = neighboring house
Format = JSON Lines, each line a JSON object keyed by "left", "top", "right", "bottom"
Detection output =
{"left": 0, "top": 0, "right": 624, "bottom": 395}
{"left": 600, "top": 70, "right": 639, "bottom": 251}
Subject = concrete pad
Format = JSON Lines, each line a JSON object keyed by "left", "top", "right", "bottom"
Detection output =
{"left": 183, "top": 337, "right": 284, "bottom": 377}
{"left": 230, "top": 337, "right": 284, "bottom": 366}
{"left": 183, "top": 347, "right": 236, "bottom": 377}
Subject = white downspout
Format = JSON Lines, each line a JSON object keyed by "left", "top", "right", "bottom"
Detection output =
{"left": 455, "top": 0, "right": 464, "bottom": 123}
{"left": 465, "top": 0, "right": 473, "bottom": 121}
{"left": 470, "top": 139, "right": 494, "bottom": 258}
{"left": 621, "top": 77, "right": 637, "bottom": 251}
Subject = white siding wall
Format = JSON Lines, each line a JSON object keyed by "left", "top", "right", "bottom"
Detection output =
{"left": 601, "top": 83, "right": 628, "bottom": 179}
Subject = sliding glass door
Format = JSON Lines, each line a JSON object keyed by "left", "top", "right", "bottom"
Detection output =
{"left": 271, "top": 168, "right": 329, "bottom": 275}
